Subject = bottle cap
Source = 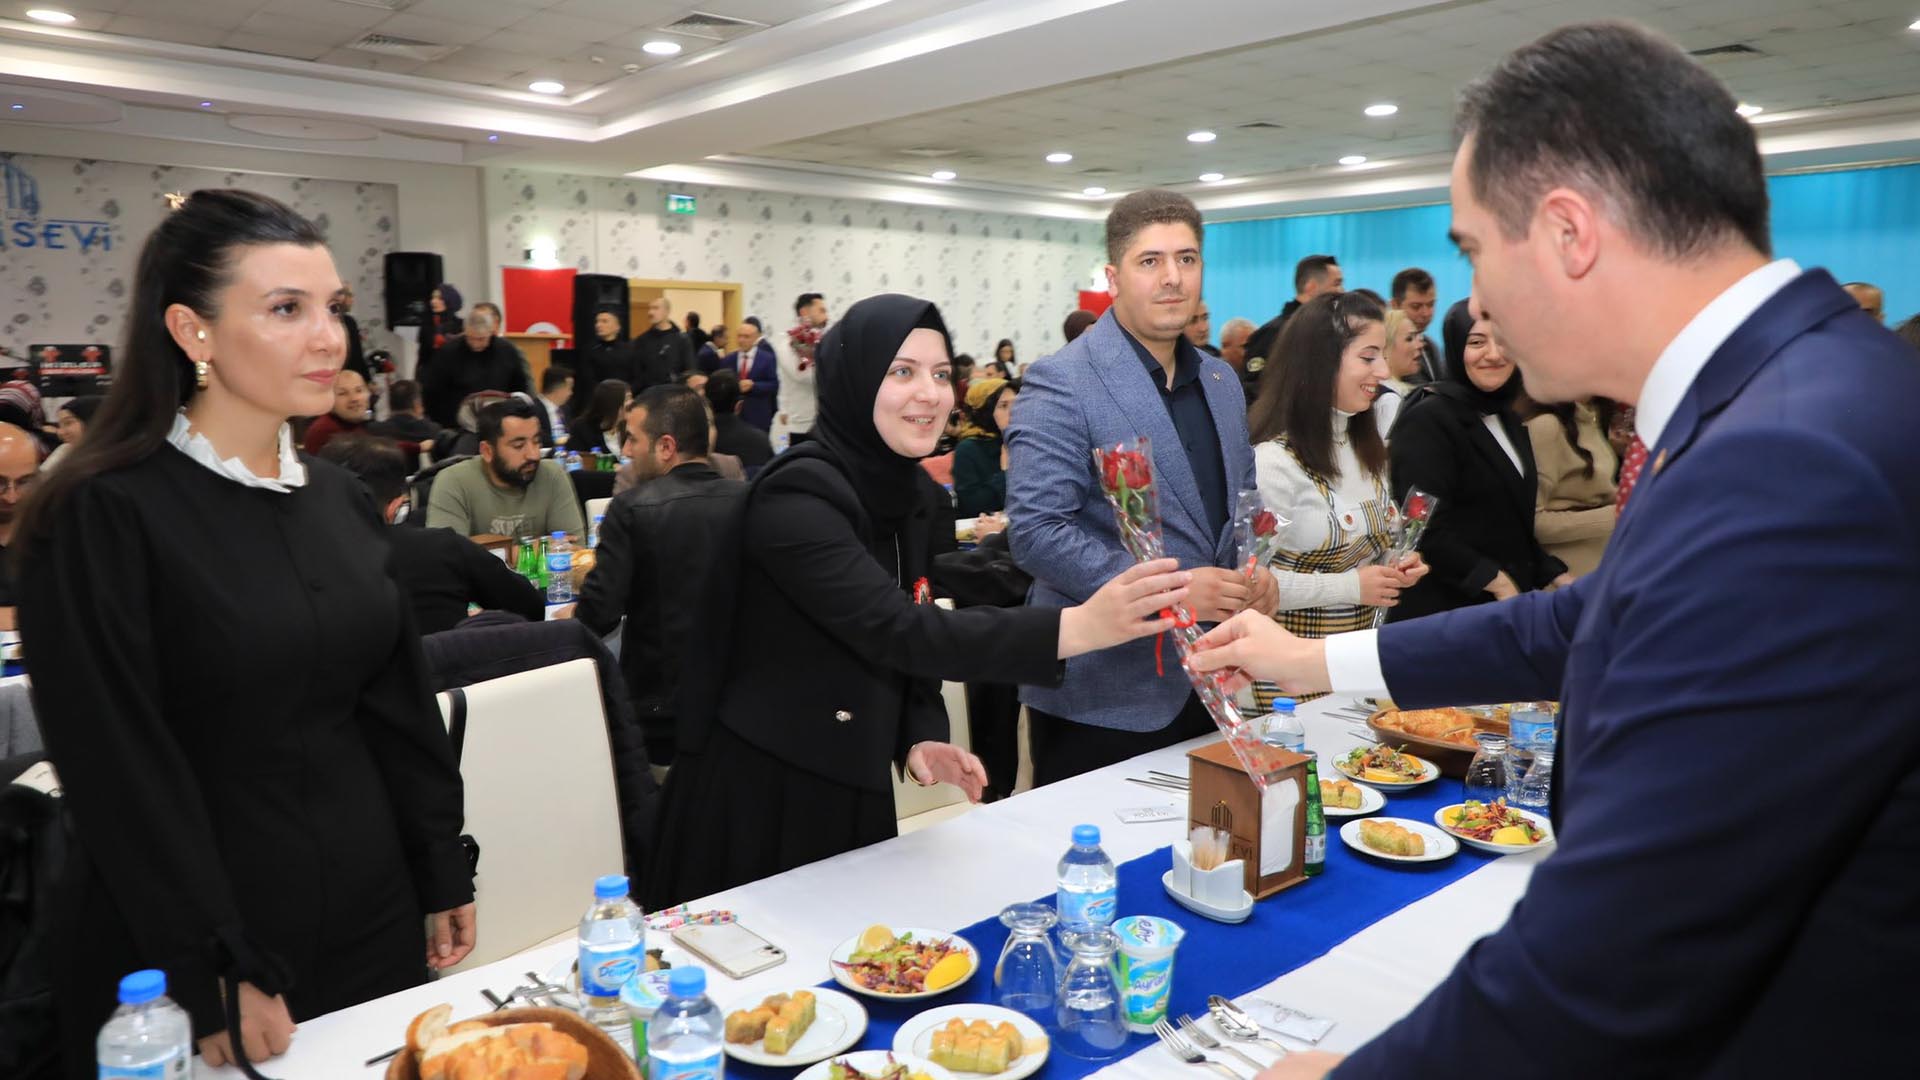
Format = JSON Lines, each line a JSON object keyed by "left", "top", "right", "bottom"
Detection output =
{"left": 1271, "top": 697, "right": 1297, "bottom": 713}
{"left": 594, "top": 874, "right": 629, "bottom": 900}
{"left": 1072, "top": 824, "right": 1100, "bottom": 846}
{"left": 552, "top": 530, "right": 566, "bottom": 540}
{"left": 668, "top": 966, "right": 706, "bottom": 997}
{"left": 118, "top": 969, "right": 166, "bottom": 1005}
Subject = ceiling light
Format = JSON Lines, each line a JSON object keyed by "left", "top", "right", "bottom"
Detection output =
{"left": 1197, "top": 172, "right": 1225, "bottom": 183}
{"left": 1186, "top": 130, "right": 1216, "bottom": 143}
{"left": 9, "top": 103, "right": 23, "bottom": 111}
{"left": 1736, "top": 102, "right": 1763, "bottom": 117}
{"left": 487, "top": 133, "right": 500, "bottom": 142}
{"left": 641, "top": 40, "right": 682, "bottom": 56}
{"left": 25, "top": 9, "right": 76, "bottom": 25}
{"left": 930, "top": 170, "right": 956, "bottom": 181}
{"left": 1082, "top": 186, "right": 1107, "bottom": 197}
{"left": 1364, "top": 103, "right": 1398, "bottom": 117}
{"left": 1339, "top": 155, "right": 1368, "bottom": 166}
{"left": 1045, "top": 152, "right": 1073, "bottom": 164}
{"left": 199, "top": 100, "right": 213, "bottom": 108}
{"left": 528, "top": 80, "right": 565, "bottom": 94}
{"left": 1910, "top": 18, "right": 1920, "bottom": 30}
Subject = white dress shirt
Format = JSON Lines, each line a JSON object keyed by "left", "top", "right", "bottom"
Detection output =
{"left": 167, "top": 412, "right": 306, "bottom": 492}
{"left": 1323, "top": 258, "right": 1803, "bottom": 694}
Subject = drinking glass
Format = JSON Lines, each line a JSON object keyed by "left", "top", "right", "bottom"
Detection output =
{"left": 994, "top": 903, "right": 1061, "bottom": 1022}
{"left": 1513, "top": 746, "right": 1554, "bottom": 811}
{"left": 1053, "top": 930, "right": 1128, "bottom": 1061}
{"left": 1463, "top": 732, "right": 1510, "bottom": 805}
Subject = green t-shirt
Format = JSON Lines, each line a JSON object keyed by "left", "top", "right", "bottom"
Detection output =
{"left": 425, "top": 458, "right": 585, "bottom": 539}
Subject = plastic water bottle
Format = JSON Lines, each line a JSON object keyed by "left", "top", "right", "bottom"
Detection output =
{"left": 579, "top": 874, "right": 645, "bottom": 1027}
{"left": 566, "top": 451, "right": 583, "bottom": 473}
{"left": 589, "top": 514, "right": 605, "bottom": 550}
{"left": 546, "top": 531, "right": 574, "bottom": 604}
{"left": 773, "top": 431, "right": 791, "bottom": 455}
{"left": 647, "top": 967, "right": 724, "bottom": 1080}
{"left": 1505, "top": 705, "right": 1555, "bottom": 803}
{"left": 1056, "top": 824, "right": 1117, "bottom": 935}
{"left": 1260, "top": 697, "right": 1305, "bottom": 753}
{"left": 96, "top": 969, "right": 191, "bottom": 1079}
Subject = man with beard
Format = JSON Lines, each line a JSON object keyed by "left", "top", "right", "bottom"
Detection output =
{"left": 425, "top": 398, "right": 583, "bottom": 538}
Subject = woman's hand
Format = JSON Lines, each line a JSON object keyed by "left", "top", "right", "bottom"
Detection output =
{"left": 1185, "top": 611, "right": 1332, "bottom": 697}
{"left": 1357, "top": 565, "right": 1413, "bottom": 608}
{"left": 907, "top": 741, "right": 988, "bottom": 802}
{"left": 196, "top": 981, "right": 295, "bottom": 1067}
{"left": 973, "top": 513, "right": 1007, "bottom": 539}
{"left": 1393, "top": 552, "right": 1431, "bottom": 584}
{"left": 1487, "top": 571, "right": 1520, "bottom": 600}
{"left": 426, "top": 902, "right": 478, "bottom": 969}
{"left": 1057, "top": 559, "right": 1190, "bottom": 658}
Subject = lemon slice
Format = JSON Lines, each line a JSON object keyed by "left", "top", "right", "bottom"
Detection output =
{"left": 1490, "top": 825, "right": 1532, "bottom": 845}
{"left": 924, "top": 952, "right": 971, "bottom": 991}
{"left": 857, "top": 924, "right": 895, "bottom": 953}
{"left": 1363, "top": 767, "right": 1408, "bottom": 783}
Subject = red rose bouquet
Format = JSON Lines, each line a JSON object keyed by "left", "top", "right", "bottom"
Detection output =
{"left": 788, "top": 321, "right": 823, "bottom": 372}
{"left": 1371, "top": 487, "right": 1440, "bottom": 628}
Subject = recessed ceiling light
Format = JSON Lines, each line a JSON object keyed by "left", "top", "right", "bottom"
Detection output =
{"left": 9, "top": 103, "right": 23, "bottom": 111}
{"left": 1364, "top": 103, "right": 1398, "bottom": 117}
{"left": 1186, "top": 130, "right": 1217, "bottom": 143}
{"left": 1197, "top": 172, "right": 1225, "bottom": 183}
{"left": 199, "top": 100, "right": 213, "bottom": 108}
{"left": 487, "top": 133, "right": 500, "bottom": 142}
{"left": 25, "top": 9, "right": 76, "bottom": 25}
{"left": 930, "top": 170, "right": 957, "bottom": 181}
{"left": 641, "top": 40, "right": 682, "bottom": 56}
{"left": 1339, "top": 155, "right": 1368, "bottom": 166}
{"left": 1045, "top": 152, "right": 1073, "bottom": 164}
{"left": 1082, "top": 186, "right": 1107, "bottom": 197}
{"left": 1736, "top": 102, "right": 1763, "bottom": 117}
{"left": 529, "top": 80, "right": 565, "bottom": 94}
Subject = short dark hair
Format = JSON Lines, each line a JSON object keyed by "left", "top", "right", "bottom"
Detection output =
{"left": 1456, "top": 21, "right": 1770, "bottom": 258}
{"left": 470, "top": 300, "right": 503, "bottom": 327}
{"left": 59, "top": 394, "right": 105, "bottom": 424}
{"left": 795, "top": 292, "right": 823, "bottom": 315}
{"left": 704, "top": 367, "right": 743, "bottom": 415}
{"left": 318, "top": 433, "right": 411, "bottom": 506}
{"left": 1248, "top": 291, "right": 1389, "bottom": 484}
{"left": 684, "top": 311, "right": 702, "bottom": 330}
{"left": 541, "top": 364, "right": 575, "bottom": 394}
{"left": 1391, "top": 268, "right": 1435, "bottom": 301}
{"left": 636, "top": 384, "right": 710, "bottom": 456}
{"left": 387, "top": 379, "right": 421, "bottom": 414}
{"left": 1350, "top": 288, "right": 1385, "bottom": 306}
{"left": 1895, "top": 314, "right": 1920, "bottom": 352}
{"left": 1064, "top": 308, "right": 1099, "bottom": 342}
{"left": 476, "top": 396, "right": 540, "bottom": 446}
{"left": 1105, "top": 189, "right": 1203, "bottom": 265}
{"left": 1293, "top": 255, "right": 1339, "bottom": 294}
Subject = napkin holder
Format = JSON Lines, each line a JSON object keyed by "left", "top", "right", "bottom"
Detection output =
{"left": 1187, "top": 740, "right": 1308, "bottom": 899}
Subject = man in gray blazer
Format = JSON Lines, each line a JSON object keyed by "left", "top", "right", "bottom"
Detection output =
{"left": 1007, "top": 190, "right": 1277, "bottom": 784}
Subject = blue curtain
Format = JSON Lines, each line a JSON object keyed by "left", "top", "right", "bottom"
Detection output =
{"left": 1205, "top": 161, "right": 1920, "bottom": 332}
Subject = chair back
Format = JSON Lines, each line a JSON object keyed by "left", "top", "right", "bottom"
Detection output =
{"left": 585, "top": 497, "right": 612, "bottom": 524}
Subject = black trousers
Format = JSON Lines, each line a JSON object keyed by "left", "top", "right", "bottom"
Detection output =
{"left": 964, "top": 682, "right": 1024, "bottom": 801}
{"left": 1027, "top": 694, "right": 1215, "bottom": 787}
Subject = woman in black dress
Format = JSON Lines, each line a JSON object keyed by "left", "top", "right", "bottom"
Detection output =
{"left": 1385, "top": 298, "right": 1570, "bottom": 621}
{"left": 17, "top": 190, "right": 476, "bottom": 1076}
{"left": 645, "top": 294, "right": 1188, "bottom": 907}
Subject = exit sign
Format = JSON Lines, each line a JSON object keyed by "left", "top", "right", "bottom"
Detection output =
{"left": 666, "top": 193, "right": 696, "bottom": 215}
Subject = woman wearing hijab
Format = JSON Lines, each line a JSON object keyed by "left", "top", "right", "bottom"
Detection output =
{"left": 644, "top": 295, "right": 1189, "bottom": 906}
{"left": 951, "top": 376, "right": 1014, "bottom": 517}
{"left": 414, "top": 282, "right": 464, "bottom": 378}
{"left": 1386, "top": 298, "right": 1570, "bottom": 622}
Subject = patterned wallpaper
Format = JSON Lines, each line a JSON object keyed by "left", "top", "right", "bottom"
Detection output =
{"left": 0, "top": 151, "right": 401, "bottom": 359}
{"left": 485, "top": 169, "right": 1107, "bottom": 363}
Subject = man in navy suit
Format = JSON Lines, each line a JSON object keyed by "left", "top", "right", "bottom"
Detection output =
{"left": 1192, "top": 23, "right": 1920, "bottom": 1078}
{"left": 1008, "top": 190, "right": 1277, "bottom": 784}
{"left": 719, "top": 319, "right": 779, "bottom": 433}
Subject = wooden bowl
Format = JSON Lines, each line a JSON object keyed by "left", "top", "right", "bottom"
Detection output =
{"left": 1364, "top": 709, "right": 1506, "bottom": 778}
{"left": 385, "top": 1006, "right": 641, "bottom": 1080}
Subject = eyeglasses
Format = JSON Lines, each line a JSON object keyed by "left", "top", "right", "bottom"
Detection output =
{"left": 0, "top": 474, "right": 37, "bottom": 496}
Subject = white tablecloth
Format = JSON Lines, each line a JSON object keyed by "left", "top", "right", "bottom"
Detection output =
{"left": 206, "top": 695, "right": 1544, "bottom": 1076}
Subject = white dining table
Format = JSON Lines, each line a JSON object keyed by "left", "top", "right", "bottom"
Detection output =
{"left": 206, "top": 693, "right": 1545, "bottom": 1078}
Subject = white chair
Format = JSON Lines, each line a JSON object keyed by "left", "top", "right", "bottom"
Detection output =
{"left": 585, "top": 497, "right": 612, "bottom": 524}
{"left": 438, "top": 658, "right": 625, "bottom": 972}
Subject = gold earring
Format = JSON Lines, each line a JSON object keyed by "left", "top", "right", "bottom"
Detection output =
{"left": 195, "top": 360, "right": 210, "bottom": 390}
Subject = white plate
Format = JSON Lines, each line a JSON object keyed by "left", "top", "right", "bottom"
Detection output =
{"left": 829, "top": 929, "right": 979, "bottom": 1001}
{"left": 892, "top": 1004, "right": 1051, "bottom": 1080}
{"left": 1338, "top": 817, "right": 1459, "bottom": 864}
{"left": 1330, "top": 753, "right": 1439, "bottom": 790}
{"left": 1318, "top": 780, "right": 1386, "bottom": 817}
{"left": 1432, "top": 803, "right": 1556, "bottom": 855}
{"left": 723, "top": 987, "right": 869, "bottom": 1067}
{"left": 798, "top": 1050, "right": 958, "bottom": 1080}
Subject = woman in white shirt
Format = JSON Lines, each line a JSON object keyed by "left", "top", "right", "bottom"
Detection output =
{"left": 1372, "top": 307, "right": 1426, "bottom": 435}
{"left": 1245, "top": 292, "right": 1427, "bottom": 707}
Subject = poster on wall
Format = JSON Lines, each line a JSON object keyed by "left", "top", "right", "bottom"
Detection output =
{"left": 30, "top": 342, "right": 112, "bottom": 397}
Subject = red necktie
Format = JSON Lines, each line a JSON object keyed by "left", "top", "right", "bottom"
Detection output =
{"left": 740, "top": 349, "right": 751, "bottom": 377}
{"left": 1616, "top": 436, "right": 1648, "bottom": 513}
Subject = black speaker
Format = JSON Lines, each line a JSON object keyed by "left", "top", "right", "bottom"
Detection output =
{"left": 384, "top": 251, "right": 444, "bottom": 328}
{"left": 572, "top": 273, "right": 631, "bottom": 344}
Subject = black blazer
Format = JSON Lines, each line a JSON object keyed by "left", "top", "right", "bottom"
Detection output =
{"left": 693, "top": 456, "right": 1062, "bottom": 792}
{"left": 1386, "top": 388, "right": 1566, "bottom": 620}
{"left": 387, "top": 524, "right": 545, "bottom": 634}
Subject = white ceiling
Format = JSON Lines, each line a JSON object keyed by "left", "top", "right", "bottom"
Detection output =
{"left": 3, "top": 0, "right": 1919, "bottom": 220}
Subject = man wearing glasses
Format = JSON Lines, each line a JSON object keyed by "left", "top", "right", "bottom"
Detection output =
{"left": 0, "top": 422, "right": 42, "bottom": 609}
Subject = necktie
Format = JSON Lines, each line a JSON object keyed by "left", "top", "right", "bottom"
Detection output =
{"left": 739, "top": 348, "right": 751, "bottom": 377}
{"left": 1616, "top": 436, "right": 1648, "bottom": 513}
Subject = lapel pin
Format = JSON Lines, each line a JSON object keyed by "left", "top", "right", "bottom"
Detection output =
{"left": 1653, "top": 448, "right": 1668, "bottom": 474}
{"left": 1210, "top": 371, "right": 1220, "bottom": 381}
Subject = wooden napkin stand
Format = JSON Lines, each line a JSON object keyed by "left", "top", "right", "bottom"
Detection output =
{"left": 1187, "top": 740, "right": 1309, "bottom": 899}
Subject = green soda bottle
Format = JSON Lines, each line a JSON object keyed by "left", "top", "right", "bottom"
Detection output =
{"left": 1302, "top": 751, "right": 1326, "bottom": 877}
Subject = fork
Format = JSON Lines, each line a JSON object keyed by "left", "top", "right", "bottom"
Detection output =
{"left": 1179, "top": 1014, "right": 1265, "bottom": 1071}
{"left": 1154, "top": 1018, "right": 1247, "bottom": 1080}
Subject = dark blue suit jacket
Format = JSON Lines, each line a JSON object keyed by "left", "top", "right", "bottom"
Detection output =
{"left": 1336, "top": 270, "right": 1920, "bottom": 1077}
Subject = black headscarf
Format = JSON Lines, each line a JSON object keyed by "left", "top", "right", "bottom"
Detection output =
{"left": 1438, "top": 297, "right": 1520, "bottom": 415}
